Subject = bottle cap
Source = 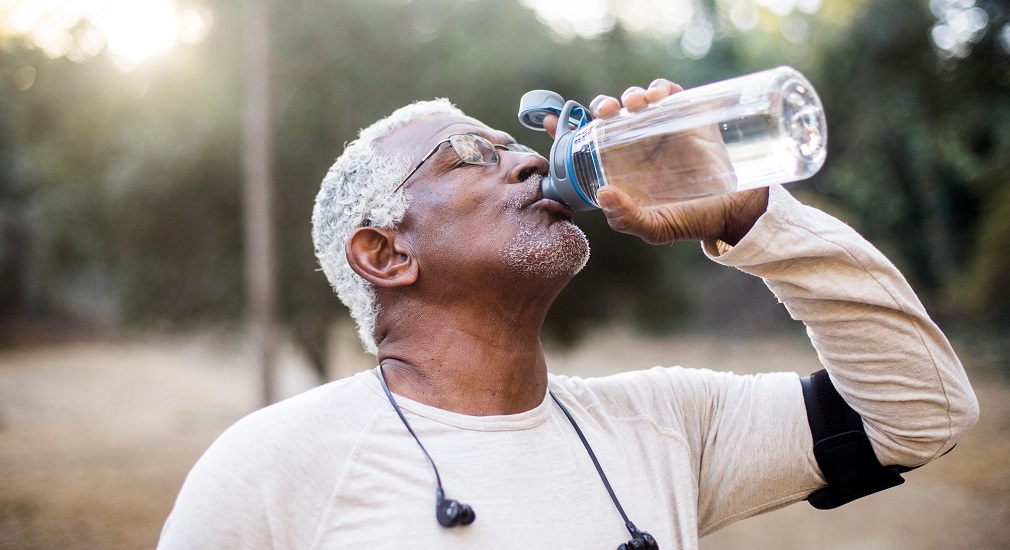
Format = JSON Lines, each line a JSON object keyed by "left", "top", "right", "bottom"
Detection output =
{"left": 518, "top": 90, "right": 565, "bottom": 130}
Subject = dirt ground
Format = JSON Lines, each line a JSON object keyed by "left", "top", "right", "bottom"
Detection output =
{"left": 1, "top": 326, "right": 1008, "bottom": 549}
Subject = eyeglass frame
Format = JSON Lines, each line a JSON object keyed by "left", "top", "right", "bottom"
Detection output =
{"left": 392, "top": 133, "right": 537, "bottom": 193}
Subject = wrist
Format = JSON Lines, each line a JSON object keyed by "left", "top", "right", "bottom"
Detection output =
{"left": 720, "top": 188, "right": 769, "bottom": 246}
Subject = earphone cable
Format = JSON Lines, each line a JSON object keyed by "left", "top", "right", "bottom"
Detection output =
{"left": 377, "top": 365, "right": 445, "bottom": 493}
{"left": 548, "top": 389, "right": 639, "bottom": 536}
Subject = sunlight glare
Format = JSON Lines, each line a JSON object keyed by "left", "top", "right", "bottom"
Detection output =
{"left": 177, "top": 6, "right": 212, "bottom": 45}
{"left": 727, "top": 1, "right": 760, "bottom": 31}
{"left": 929, "top": 0, "right": 989, "bottom": 60}
{"left": 93, "top": 0, "right": 177, "bottom": 69}
{"left": 520, "top": 0, "right": 614, "bottom": 39}
{"left": 1, "top": 0, "right": 213, "bottom": 70}
{"left": 521, "top": 0, "right": 826, "bottom": 55}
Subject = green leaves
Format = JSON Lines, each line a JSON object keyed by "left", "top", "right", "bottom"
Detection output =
{"left": 4, "top": 0, "right": 1008, "bottom": 348}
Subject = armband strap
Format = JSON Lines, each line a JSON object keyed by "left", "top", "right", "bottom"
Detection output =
{"left": 801, "top": 369, "right": 907, "bottom": 509}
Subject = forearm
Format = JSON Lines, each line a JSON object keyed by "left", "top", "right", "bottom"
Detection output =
{"left": 704, "top": 185, "right": 979, "bottom": 467}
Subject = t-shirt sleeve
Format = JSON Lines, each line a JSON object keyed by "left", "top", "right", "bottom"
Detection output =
{"left": 157, "top": 380, "right": 379, "bottom": 549}
{"left": 703, "top": 185, "right": 978, "bottom": 468}
{"left": 157, "top": 416, "right": 278, "bottom": 549}
{"left": 582, "top": 366, "right": 822, "bottom": 535}
{"left": 681, "top": 368, "right": 820, "bottom": 534}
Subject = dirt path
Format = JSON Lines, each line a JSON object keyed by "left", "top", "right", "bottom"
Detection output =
{"left": 0, "top": 328, "right": 1007, "bottom": 549}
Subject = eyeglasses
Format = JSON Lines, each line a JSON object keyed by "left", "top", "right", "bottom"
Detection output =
{"left": 394, "top": 133, "right": 538, "bottom": 192}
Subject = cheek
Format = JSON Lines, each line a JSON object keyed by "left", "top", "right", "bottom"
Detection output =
{"left": 410, "top": 208, "right": 519, "bottom": 272}
{"left": 403, "top": 178, "right": 523, "bottom": 265}
{"left": 413, "top": 194, "right": 514, "bottom": 243}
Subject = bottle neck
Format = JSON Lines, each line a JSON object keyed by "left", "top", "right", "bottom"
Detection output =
{"left": 541, "top": 125, "right": 603, "bottom": 211}
{"left": 569, "top": 127, "right": 605, "bottom": 207}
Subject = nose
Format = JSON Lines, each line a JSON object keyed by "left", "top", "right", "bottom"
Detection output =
{"left": 506, "top": 151, "right": 550, "bottom": 184}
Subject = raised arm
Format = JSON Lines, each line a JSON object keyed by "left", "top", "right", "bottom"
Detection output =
{"left": 706, "top": 185, "right": 978, "bottom": 467}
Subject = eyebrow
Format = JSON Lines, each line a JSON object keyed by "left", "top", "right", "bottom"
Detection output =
{"left": 443, "top": 126, "right": 517, "bottom": 146}
{"left": 483, "top": 130, "right": 519, "bottom": 146}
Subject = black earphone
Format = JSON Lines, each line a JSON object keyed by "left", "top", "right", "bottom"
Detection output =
{"left": 377, "top": 365, "right": 657, "bottom": 549}
{"left": 435, "top": 487, "right": 475, "bottom": 527}
{"left": 377, "top": 366, "right": 476, "bottom": 528}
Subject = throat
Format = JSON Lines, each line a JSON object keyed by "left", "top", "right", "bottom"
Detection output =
{"left": 377, "top": 334, "right": 549, "bottom": 416}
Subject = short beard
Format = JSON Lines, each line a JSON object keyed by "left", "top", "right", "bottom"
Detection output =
{"left": 503, "top": 219, "right": 590, "bottom": 279}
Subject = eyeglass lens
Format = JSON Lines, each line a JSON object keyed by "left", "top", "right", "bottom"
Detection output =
{"left": 447, "top": 134, "right": 537, "bottom": 166}
{"left": 448, "top": 134, "right": 499, "bottom": 165}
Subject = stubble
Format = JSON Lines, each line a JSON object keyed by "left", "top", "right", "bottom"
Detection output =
{"left": 502, "top": 175, "right": 591, "bottom": 279}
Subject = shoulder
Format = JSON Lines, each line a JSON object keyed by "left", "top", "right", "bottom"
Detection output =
{"left": 205, "top": 369, "right": 389, "bottom": 470}
{"left": 549, "top": 366, "right": 732, "bottom": 407}
{"left": 548, "top": 367, "right": 801, "bottom": 420}
{"left": 158, "top": 370, "right": 390, "bottom": 548}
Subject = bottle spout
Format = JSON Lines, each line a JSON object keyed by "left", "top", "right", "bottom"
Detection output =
{"left": 540, "top": 175, "right": 565, "bottom": 205}
{"left": 539, "top": 171, "right": 599, "bottom": 212}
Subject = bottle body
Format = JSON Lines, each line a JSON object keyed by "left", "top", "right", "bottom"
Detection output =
{"left": 562, "top": 66, "right": 827, "bottom": 208}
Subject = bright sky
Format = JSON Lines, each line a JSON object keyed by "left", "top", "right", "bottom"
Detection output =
{"left": 0, "top": 0, "right": 212, "bottom": 70}
{"left": 520, "top": 0, "right": 824, "bottom": 58}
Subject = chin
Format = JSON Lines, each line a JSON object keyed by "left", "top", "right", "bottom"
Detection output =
{"left": 503, "top": 220, "right": 590, "bottom": 279}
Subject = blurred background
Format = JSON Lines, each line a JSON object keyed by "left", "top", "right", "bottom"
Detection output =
{"left": 0, "top": 0, "right": 1008, "bottom": 548}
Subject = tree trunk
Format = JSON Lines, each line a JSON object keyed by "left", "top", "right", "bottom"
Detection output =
{"left": 243, "top": 0, "right": 278, "bottom": 407}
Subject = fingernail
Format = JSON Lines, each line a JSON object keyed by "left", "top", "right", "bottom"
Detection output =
{"left": 621, "top": 86, "right": 644, "bottom": 101}
{"left": 597, "top": 189, "right": 617, "bottom": 211}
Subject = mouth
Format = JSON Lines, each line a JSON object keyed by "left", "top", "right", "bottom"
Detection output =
{"left": 519, "top": 174, "right": 576, "bottom": 221}
{"left": 528, "top": 197, "right": 576, "bottom": 221}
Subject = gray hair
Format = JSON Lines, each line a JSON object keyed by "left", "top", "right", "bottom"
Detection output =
{"left": 312, "top": 99, "right": 465, "bottom": 355}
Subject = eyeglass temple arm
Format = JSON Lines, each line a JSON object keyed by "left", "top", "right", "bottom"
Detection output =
{"left": 394, "top": 140, "right": 447, "bottom": 193}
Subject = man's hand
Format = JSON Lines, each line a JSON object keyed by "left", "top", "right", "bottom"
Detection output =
{"left": 544, "top": 78, "right": 768, "bottom": 246}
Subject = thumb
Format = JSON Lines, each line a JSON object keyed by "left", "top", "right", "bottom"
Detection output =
{"left": 597, "top": 186, "right": 644, "bottom": 234}
{"left": 542, "top": 114, "right": 559, "bottom": 139}
{"left": 598, "top": 186, "right": 679, "bottom": 244}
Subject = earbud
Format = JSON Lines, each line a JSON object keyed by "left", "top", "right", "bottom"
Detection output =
{"left": 436, "top": 490, "right": 476, "bottom": 527}
{"left": 618, "top": 530, "right": 658, "bottom": 550}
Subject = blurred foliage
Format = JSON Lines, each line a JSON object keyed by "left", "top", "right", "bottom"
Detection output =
{"left": 1, "top": 0, "right": 1008, "bottom": 359}
{"left": 807, "top": 0, "right": 1010, "bottom": 318}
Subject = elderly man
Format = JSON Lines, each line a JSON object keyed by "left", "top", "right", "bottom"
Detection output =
{"left": 158, "top": 80, "right": 978, "bottom": 549}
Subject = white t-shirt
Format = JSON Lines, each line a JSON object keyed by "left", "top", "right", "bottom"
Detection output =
{"left": 158, "top": 186, "right": 978, "bottom": 549}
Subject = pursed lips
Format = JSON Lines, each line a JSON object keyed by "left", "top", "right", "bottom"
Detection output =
{"left": 528, "top": 197, "right": 576, "bottom": 221}
{"left": 518, "top": 176, "right": 576, "bottom": 221}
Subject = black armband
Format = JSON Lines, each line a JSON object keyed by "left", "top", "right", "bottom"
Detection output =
{"left": 801, "top": 369, "right": 907, "bottom": 509}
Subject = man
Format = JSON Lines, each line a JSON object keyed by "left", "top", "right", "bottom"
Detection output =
{"left": 159, "top": 79, "right": 978, "bottom": 549}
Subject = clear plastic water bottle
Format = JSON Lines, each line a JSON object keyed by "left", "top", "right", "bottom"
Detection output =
{"left": 518, "top": 66, "right": 827, "bottom": 210}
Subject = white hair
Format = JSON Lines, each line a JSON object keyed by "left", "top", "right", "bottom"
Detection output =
{"left": 312, "top": 99, "right": 465, "bottom": 355}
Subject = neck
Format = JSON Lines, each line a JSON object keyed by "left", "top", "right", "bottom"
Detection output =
{"left": 378, "top": 337, "right": 548, "bottom": 416}
{"left": 375, "top": 281, "right": 559, "bottom": 416}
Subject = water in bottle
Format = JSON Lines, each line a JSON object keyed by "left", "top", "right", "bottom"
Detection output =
{"left": 519, "top": 66, "right": 827, "bottom": 210}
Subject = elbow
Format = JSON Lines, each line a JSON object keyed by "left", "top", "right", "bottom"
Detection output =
{"left": 868, "top": 383, "right": 980, "bottom": 468}
{"left": 937, "top": 374, "right": 980, "bottom": 456}
{"left": 919, "top": 390, "right": 980, "bottom": 466}
{"left": 948, "top": 387, "right": 980, "bottom": 446}
{"left": 904, "top": 386, "right": 980, "bottom": 467}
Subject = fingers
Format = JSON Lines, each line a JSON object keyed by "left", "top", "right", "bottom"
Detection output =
{"left": 589, "top": 78, "right": 684, "bottom": 120}
{"left": 542, "top": 113, "right": 559, "bottom": 139}
{"left": 543, "top": 112, "right": 582, "bottom": 139}
{"left": 621, "top": 86, "right": 649, "bottom": 112}
{"left": 644, "top": 78, "right": 682, "bottom": 102}
{"left": 589, "top": 95, "right": 621, "bottom": 119}
{"left": 597, "top": 186, "right": 649, "bottom": 237}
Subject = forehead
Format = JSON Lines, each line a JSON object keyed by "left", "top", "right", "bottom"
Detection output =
{"left": 379, "top": 114, "right": 516, "bottom": 159}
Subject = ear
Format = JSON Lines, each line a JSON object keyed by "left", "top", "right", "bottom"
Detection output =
{"left": 345, "top": 226, "right": 419, "bottom": 288}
